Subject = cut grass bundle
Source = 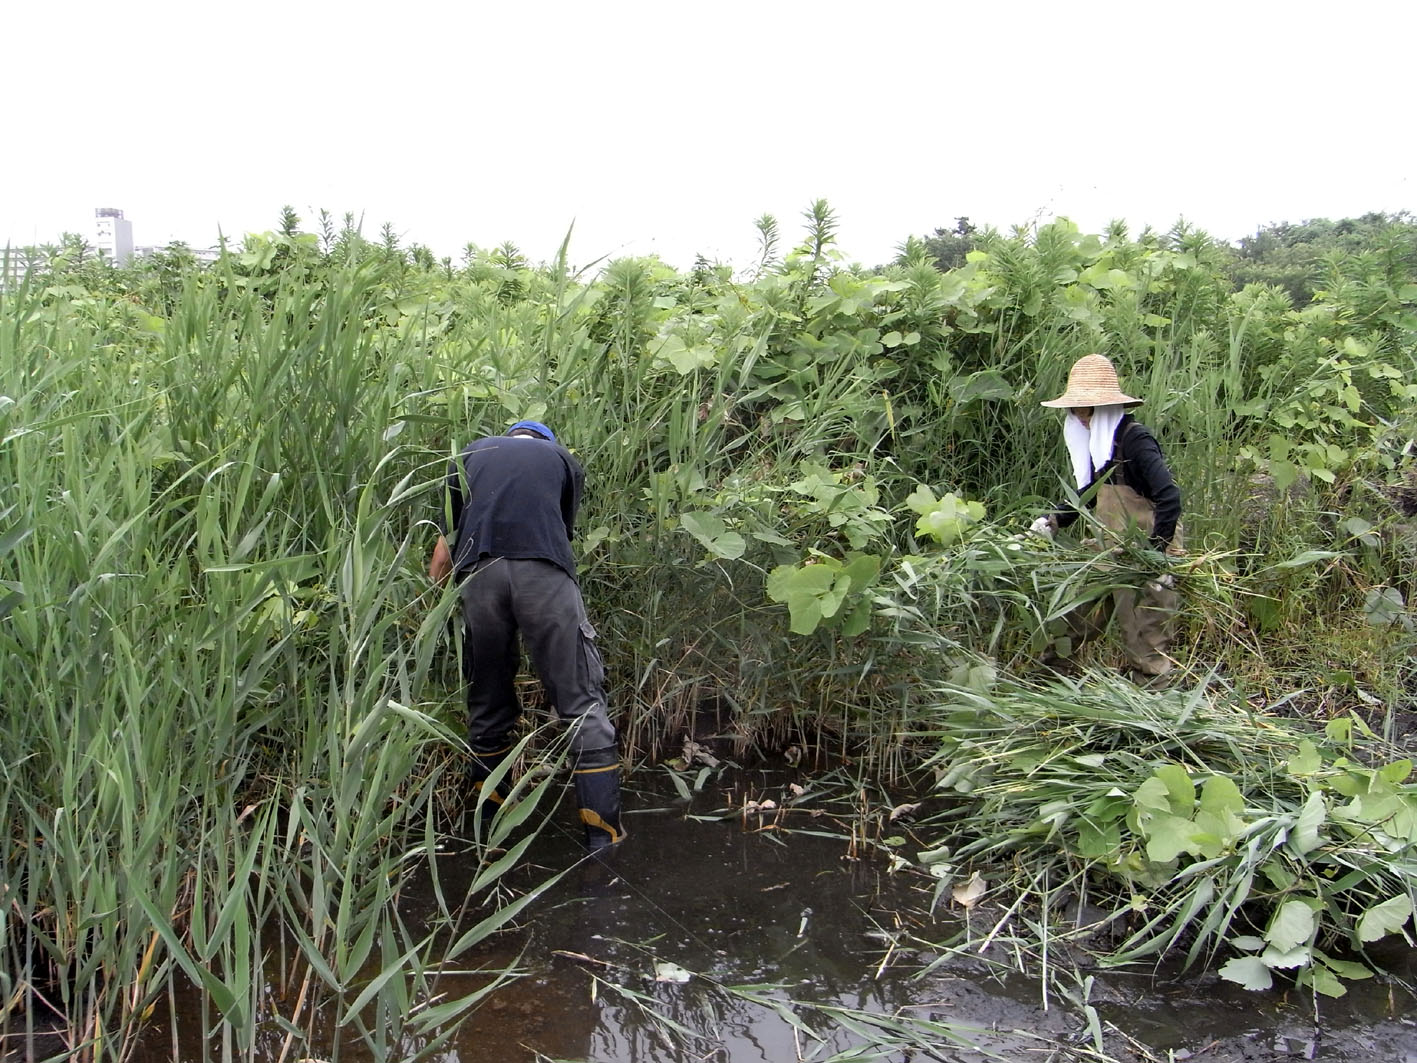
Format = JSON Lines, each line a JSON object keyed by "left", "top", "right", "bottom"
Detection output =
{"left": 901, "top": 671, "right": 1417, "bottom": 998}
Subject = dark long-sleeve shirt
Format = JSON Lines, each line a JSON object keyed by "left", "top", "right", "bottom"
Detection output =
{"left": 1053, "top": 415, "right": 1181, "bottom": 549}
{"left": 443, "top": 435, "right": 584, "bottom": 579}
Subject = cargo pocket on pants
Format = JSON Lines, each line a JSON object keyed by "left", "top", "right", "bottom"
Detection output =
{"left": 578, "top": 619, "right": 606, "bottom": 693}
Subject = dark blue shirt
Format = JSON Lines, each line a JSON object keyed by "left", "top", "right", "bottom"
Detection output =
{"left": 443, "top": 435, "right": 584, "bottom": 579}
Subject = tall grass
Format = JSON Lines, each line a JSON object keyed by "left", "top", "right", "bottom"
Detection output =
{"left": 0, "top": 263, "right": 556, "bottom": 1061}
{"left": 2, "top": 207, "right": 1414, "bottom": 1054}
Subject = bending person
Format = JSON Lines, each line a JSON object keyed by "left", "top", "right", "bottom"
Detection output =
{"left": 429, "top": 420, "right": 624, "bottom": 849}
{"left": 1030, "top": 355, "right": 1182, "bottom": 678}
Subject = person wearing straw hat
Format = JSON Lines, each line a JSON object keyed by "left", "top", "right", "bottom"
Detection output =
{"left": 1030, "top": 354, "right": 1182, "bottom": 678}
{"left": 429, "top": 420, "right": 625, "bottom": 850}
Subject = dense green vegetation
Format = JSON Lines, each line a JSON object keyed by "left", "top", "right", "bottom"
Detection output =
{"left": 3, "top": 203, "right": 1416, "bottom": 1059}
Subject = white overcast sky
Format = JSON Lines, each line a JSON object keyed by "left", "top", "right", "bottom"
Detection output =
{"left": 3, "top": 0, "right": 1412, "bottom": 271}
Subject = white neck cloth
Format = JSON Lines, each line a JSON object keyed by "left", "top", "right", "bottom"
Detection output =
{"left": 1062, "top": 405, "right": 1125, "bottom": 489}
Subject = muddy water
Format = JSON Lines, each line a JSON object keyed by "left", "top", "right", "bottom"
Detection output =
{"left": 137, "top": 767, "right": 1417, "bottom": 1062}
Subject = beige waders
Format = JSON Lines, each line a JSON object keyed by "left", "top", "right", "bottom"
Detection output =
{"left": 1069, "top": 483, "right": 1181, "bottom": 677}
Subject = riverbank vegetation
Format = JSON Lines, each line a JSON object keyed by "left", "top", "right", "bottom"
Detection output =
{"left": 3, "top": 204, "right": 1415, "bottom": 1058}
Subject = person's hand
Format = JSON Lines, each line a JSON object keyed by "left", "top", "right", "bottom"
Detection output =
{"left": 1028, "top": 515, "right": 1055, "bottom": 541}
{"left": 428, "top": 536, "right": 453, "bottom": 587}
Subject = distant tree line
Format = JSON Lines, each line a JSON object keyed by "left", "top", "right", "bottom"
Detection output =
{"left": 901, "top": 210, "right": 1417, "bottom": 306}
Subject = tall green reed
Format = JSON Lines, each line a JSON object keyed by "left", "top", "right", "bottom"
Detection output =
{"left": 0, "top": 262, "right": 558, "bottom": 1061}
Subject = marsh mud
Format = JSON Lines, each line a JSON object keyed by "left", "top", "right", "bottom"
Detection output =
{"left": 132, "top": 766, "right": 1417, "bottom": 1063}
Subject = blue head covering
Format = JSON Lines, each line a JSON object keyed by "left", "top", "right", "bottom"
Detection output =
{"left": 506, "top": 419, "right": 556, "bottom": 443}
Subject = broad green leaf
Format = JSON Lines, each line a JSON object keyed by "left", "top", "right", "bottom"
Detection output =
{"left": 1218, "top": 955, "right": 1273, "bottom": 991}
{"left": 1261, "top": 860, "right": 1299, "bottom": 891}
{"left": 766, "top": 563, "right": 841, "bottom": 635}
{"left": 841, "top": 552, "right": 882, "bottom": 591}
{"left": 819, "top": 571, "right": 852, "bottom": 620}
{"left": 947, "top": 659, "right": 997, "bottom": 693}
{"left": 1341, "top": 516, "right": 1376, "bottom": 544}
{"left": 1076, "top": 817, "right": 1121, "bottom": 860}
{"left": 680, "top": 511, "right": 746, "bottom": 560}
{"left": 1287, "top": 741, "right": 1321, "bottom": 776}
{"left": 1379, "top": 760, "right": 1412, "bottom": 784}
{"left": 1363, "top": 586, "right": 1406, "bottom": 628}
{"left": 1316, "top": 955, "right": 1374, "bottom": 980}
{"left": 1194, "top": 773, "right": 1241, "bottom": 811}
{"left": 1301, "top": 965, "right": 1348, "bottom": 998}
{"left": 1289, "top": 790, "right": 1326, "bottom": 856}
{"left": 1357, "top": 895, "right": 1413, "bottom": 943}
{"left": 1199, "top": 775, "right": 1244, "bottom": 820}
{"left": 1265, "top": 900, "right": 1315, "bottom": 952}
{"left": 905, "top": 483, "right": 938, "bottom": 515}
{"left": 655, "top": 334, "right": 717, "bottom": 374}
{"left": 1270, "top": 459, "right": 1299, "bottom": 493}
{"left": 1259, "top": 945, "right": 1310, "bottom": 970}
{"left": 1190, "top": 810, "right": 1236, "bottom": 857}
{"left": 1084, "top": 792, "right": 1129, "bottom": 819}
{"left": 913, "top": 491, "right": 986, "bottom": 546}
{"left": 1144, "top": 814, "right": 1200, "bottom": 863}
{"left": 1133, "top": 776, "right": 1173, "bottom": 815}
{"left": 1337, "top": 791, "right": 1401, "bottom": 826}
{"left": 1324, "top": 716, "right": 1353, "bottom": 743}
{"left": 1155, "top": 764, "right": 1194, "bottom": 815}
{"left": 1328, "top": 770, "right": 1364, "bottom": 798}
{"left": 839, "top": 595, "right": 872, "bottom": 637}
{"left": 1386, "top": 796, "right": 1417, "bottom": 843}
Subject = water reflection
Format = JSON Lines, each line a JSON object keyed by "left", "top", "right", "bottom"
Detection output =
{"left": 130, "top": 767, "right": 1417, "bottom": 1062}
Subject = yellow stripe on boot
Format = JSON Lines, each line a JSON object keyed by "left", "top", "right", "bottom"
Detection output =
{"left": 579, "top": 808, "right": 625, "bottom": 846}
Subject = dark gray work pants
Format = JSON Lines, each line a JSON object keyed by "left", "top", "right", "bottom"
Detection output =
{"left": 458, "top": 557, "right": 617, "bottom": 769}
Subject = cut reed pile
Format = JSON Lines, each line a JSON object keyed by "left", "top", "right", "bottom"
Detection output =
{"left": 900, "top": 671, "right": 1417, "bottom": 999}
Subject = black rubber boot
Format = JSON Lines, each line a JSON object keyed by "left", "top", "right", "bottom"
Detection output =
{"left": 573, "top": 762, "right": 625, "bottom": 851}
{"left": 465, "top": 745, "right": 512, "bottom": 837}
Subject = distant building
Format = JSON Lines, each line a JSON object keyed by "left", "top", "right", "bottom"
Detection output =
{"left": 1, "top": 208, "right": 224, "bottom": 288}
{"left": 94, "top": 207, "right": 134, "bottom": 266}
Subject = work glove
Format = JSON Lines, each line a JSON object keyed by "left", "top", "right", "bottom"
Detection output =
{"left": 1144, "top": 561, "right": 1176, "bottom": 592}
{"left": 1028, "top": 515, "right": 1055, "bottom": 541}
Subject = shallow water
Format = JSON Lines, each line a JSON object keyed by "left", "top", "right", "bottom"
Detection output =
{"left": 133, "top": 765, "right": 1417, "bottom": 1062}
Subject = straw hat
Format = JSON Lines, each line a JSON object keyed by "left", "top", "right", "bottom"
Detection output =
{"left": 1039, "top": 354, "right": 1142, "bottom": 408}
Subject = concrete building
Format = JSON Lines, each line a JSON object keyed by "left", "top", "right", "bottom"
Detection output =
{"left": 94, "top": 207, "right": 134, "bottom": 266}
{"left": 1, "top": 209, "right": 224, "bottom": 288}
